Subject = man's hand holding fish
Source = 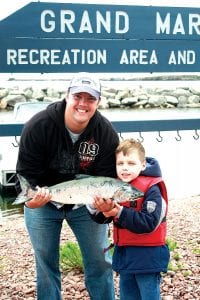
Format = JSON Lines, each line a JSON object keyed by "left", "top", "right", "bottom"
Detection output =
{"left": 25, "top": 186, "right": 52, "bottom": 209}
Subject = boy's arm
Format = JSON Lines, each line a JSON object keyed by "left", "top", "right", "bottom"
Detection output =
{"left": 86, "top": 203, "right": 113, "bottom": 224}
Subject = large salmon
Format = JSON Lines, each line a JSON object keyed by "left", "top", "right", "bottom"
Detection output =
{"left": 13, "top": 174, "right": 143, "bottom": 205}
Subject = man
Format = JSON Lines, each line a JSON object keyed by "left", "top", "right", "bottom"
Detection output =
{"left": 16, "top": 73, "right": 119, "bottom": 300}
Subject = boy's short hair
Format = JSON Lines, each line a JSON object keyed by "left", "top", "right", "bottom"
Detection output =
{"left": 115, "top": 138, "right": 145, "bottom": 161}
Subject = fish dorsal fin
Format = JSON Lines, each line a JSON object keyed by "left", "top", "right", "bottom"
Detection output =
{"left": 75, "top": 174, "right": 91, "bottom": 180}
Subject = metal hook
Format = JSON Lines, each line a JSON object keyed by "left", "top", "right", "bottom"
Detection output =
{"left": 175, "top": 130, "right": 182, "bottom": 141}
{"left": 12, "top": 136, "right": 20, "bottom": 147}
{"left": 156, "top": 131, "right": 163, "bottom": 142}
{"left": 137, "top": 132, "right": 144, "bottom": 143}
{"left": 119, "top": 132, "right": 124, "bottom": 141}
{"left": 193, "top": 129, "right": 199, "bottom": 140}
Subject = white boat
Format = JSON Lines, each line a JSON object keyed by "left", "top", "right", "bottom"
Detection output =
{"left": 0, "top": 101, "right": 50, "bottom": 191}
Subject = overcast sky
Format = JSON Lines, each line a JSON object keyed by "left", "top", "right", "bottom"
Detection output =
{"left": 0, "top": 0, "right": 199, "bottom": 21}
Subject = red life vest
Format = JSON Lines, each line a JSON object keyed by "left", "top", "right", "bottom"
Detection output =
{"left": 113, "top": 176, "right": 168, "bottom": 246}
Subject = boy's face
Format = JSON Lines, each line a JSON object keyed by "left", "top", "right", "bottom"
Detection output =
{"left": 116, "top": 150, "right": 146, "bottom": 183}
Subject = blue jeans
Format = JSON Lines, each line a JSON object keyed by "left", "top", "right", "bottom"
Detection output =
{"left": 120, "top": 273, "right": 161, "bottom": 300}
{"left": 24, "top": 204, "right": 115, "bottom": 300}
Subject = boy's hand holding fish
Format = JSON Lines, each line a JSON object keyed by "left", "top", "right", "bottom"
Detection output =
{"left": 94, "top": 196, "right": 123, "bottom": 218}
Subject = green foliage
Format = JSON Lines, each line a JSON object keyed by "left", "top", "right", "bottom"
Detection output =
{"left": 166, "top": 237, "right": 193, "bottom": 276}
{"left": 0, "top": 256, "right": 4, "bottom": 271}
{"left": 172, "top": 252, "right": 181, "bottom": 261}
{"left": 60, "top": 239, "right": 113, "bottom": 274}
{"left": 167, "top": 261, "right": 178, "bottom": 272}
{"left": 60, "top": 241, "right": 84, "bottom": 273}
{"left": 166, "top": 237, "right": 178, "bottom": 251}
{"left": 192, "top": 247, "right": 200, "bottom": 255}
{"left": 183, "top": 270, "right": 192, "bottom": 277}
{"left": 166, "top": 237, "right": 179, "bottom": 272}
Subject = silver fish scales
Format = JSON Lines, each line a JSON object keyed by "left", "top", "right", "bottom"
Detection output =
{"left": 13, "top": 174, "right": 144, "bottom": 205}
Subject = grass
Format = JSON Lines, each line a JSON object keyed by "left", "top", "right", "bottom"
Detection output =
{"left": 192, "top": 247, "right": 200, "bottom": 255}
{"left": 60, "top": 241, "right": 84, "bottom": 273}
{"left": 166, "top": 237, "right": 194, "bottom": 275}
{"left": 166, "top": 237, "right": 178, "bottom": 251}
{"left": 59, "top": 237, "right": 195, "bottom": 275}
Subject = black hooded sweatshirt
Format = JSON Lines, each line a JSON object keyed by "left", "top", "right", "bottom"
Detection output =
{"left": 16, "top": 99, "right": 119, "bottom": 190}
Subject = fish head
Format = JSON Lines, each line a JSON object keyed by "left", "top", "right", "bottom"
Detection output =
{"left": 113, "top": 182, "right": 143, "bottom": 203}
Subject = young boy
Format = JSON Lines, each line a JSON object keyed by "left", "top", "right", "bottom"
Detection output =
{"left": 88, "top": 138, "right": 170, "bottom": 300}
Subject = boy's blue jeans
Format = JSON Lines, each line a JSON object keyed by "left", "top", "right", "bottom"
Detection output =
{"left": 24, "top": 204, "right": 115, "bottom": 300}
{"left": 120, "top": 273, "right": 161, "bottom": 300}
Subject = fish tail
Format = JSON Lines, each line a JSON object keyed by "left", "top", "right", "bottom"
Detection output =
{"left": 12, "top": 174, "right": 32, "bottom": 205}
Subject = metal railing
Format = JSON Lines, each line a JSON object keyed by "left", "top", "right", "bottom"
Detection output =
{"left": 0, "top": 119, "right": 200, "bottom": 138}
{"left": 0, "top": 118, "right": 199, "bottom": 189}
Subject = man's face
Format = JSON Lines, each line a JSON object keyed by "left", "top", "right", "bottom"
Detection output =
{"left": 65, "top": 92, "right": 100, "bottom": 131}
